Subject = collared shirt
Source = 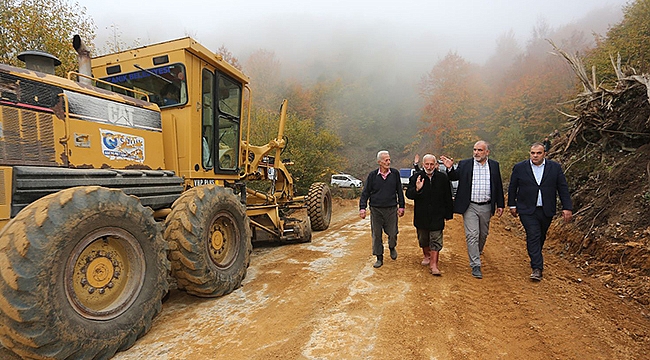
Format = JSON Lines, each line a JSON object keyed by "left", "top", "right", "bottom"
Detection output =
{"left": 471, "top": 159, "right": 491, "bottom": 203}
{"left": 378, "top": 168, "right": 391, "bottom": 180}
{"left": 530, "top": 159, "right": 546, "bottom": 206}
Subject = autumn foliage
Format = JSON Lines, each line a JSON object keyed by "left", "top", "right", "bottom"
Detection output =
{"left": 0, "top": 0, "right": 95, "bottom": 77}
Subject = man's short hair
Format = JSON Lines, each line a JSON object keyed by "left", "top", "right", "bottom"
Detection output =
{"left": 377, "top": 150, "right": 389, "bottom": 162}
{"left": 475, "top": 140, "right": 490, "bottom": 151}
{"left": 422, "top": 154, "right": 436, "bottom": 162}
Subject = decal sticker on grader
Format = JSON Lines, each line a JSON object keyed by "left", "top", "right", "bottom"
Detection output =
{"left": 100, "top": 128, "right": 145, "bottom": 162}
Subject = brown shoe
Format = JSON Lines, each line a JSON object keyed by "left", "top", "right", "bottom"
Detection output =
{"left": 530, "top": 269, "right": 542, "bottom": 281}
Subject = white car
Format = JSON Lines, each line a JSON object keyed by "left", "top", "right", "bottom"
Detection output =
{"left": 331, "top": 174, "right": 363, "bottom": 188}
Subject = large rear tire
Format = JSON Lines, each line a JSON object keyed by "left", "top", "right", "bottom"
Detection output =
{"left": 0, "top": 186, "right": 168, "bottom": 360}
{"left": 164, "top": 185, "right": 251, "bottom": 297}
{"left": 306, "top": 182, "right": 332, "bottom": 231}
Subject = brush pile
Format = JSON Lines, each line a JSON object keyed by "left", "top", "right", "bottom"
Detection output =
{"left": 546, "top": 46, "right": 650, "bottom": 307}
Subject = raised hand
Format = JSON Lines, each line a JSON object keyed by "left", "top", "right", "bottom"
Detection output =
{"left": 415, "top": 175, "right": 424, "bottom": 191}
{"left": 439, "top": 155, "right": 454, "bottom": 169}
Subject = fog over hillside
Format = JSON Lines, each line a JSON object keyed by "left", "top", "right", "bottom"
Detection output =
{"left": 84, "top": 1, "right": 625, "bottom": 82}
{"left": 80, "top": 0, "right": 628, "bottom": 171}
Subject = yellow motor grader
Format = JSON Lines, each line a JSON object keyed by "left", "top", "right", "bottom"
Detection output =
{"left": 0, "top": 36, "right": 330, "bottom": 359}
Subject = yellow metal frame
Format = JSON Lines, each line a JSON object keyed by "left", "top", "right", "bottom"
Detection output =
{"left": 0, "top": 166, "right": 13, "bottom": 223}
{"left": 90, "top": 37, "right": 306, "bottom": 241}
{"left": 91, "top": 37, "right": 249, "bottom": 184}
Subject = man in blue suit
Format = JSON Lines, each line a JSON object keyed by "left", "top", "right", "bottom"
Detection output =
{"left": 508, "top": 142, "right": 573, "bottom": 281}
{"left": 440, "top": 141, "right": 505, "bottom": 279}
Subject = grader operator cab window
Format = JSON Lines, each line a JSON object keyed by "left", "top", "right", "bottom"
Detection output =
{"left": 99, "top": 63, "right": 187, "bottom": 108}
{"left": 201, "top": 69, "right": 241, "bottom": 172}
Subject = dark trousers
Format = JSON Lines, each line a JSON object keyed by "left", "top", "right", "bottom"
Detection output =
{"left": 370, "top": 206, "right": 398, "bottom": 256}
{"left": 519, "top": 207, "right": 552, "bottom": 271}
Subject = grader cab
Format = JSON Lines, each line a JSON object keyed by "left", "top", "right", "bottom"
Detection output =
{"left": 90, "top": 37, "right": 331, "bottom": 242}
{"left": 0, "top": 36, "right": 330, "bottom": 359}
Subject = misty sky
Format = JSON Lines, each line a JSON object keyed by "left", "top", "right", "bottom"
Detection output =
{"left": 81, "top": 0, "right": 628, "bottom": 82}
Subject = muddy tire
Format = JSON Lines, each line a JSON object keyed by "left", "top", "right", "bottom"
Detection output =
{"left": 306, "top": 182, "right": 332, "bottom": 231}
{"left": 284, "top": 216, "right": 312, "bottom": 243}
{"left": 296, "top": 216, "right": 312, "bottom": 243}
{"left": 164, "top": 185, "right": 251, "bottom": 297}
{"left": 0, "top": 186, "right": 168, "bottom": 360}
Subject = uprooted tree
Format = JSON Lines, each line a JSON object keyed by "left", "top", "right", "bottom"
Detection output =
{"left": 547, "top": 43, "right": 650, "bottom": 306}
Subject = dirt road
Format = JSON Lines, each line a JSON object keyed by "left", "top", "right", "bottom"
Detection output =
{"left": 2, "top": 199, "right": 649, "bottom": 359}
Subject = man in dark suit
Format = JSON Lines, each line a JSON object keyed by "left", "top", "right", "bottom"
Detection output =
{"left": 405, "top": 154, "right": 453, "bottom": 275}
{"left": 440, "top": 141, "right": 505, "bottom": 279}
{"left": 508, "top": 142, "right": 573, "bottom": 281}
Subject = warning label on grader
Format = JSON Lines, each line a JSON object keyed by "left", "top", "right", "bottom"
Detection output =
{"left": 100, "top": 128, "right": 145, "bottom": 162}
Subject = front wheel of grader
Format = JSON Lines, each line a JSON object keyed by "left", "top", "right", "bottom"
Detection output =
{"left": 306, "top": 182, "right": 332, "bottom": 231}
{"left": 0, "top": 186, "right": 169, "bottom": 360}
{"left": 164, "top": 185, "right": 252, "bottom": 297}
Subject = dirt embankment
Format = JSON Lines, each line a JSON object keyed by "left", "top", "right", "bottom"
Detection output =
{"left": 544, "top": 69, "right": 650, "bottom": 309}
{"left": 547, "top": 142, "right": 650, "bottom": 308}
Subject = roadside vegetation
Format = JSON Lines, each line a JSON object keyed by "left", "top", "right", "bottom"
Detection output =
{"left": 3, "top": 0, "right": 649, "bottom": 306}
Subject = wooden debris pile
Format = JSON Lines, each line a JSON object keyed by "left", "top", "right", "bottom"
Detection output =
{"left": 551, "top": 44, "right": 650, "bottom": 154}
{"left": 545, "top": 43, "right": 650, "bottom": 307}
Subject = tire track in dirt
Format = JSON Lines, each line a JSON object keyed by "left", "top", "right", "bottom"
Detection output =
{"left": 300, "top": 219, "right": 407, "bottom": 359}
{"left": 4, "top": 198, "right": 648, "bottom": 360}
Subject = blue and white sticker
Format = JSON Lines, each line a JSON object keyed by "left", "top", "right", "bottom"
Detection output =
{"left": 100, "top": 129, "right": 145, "bottom": 163}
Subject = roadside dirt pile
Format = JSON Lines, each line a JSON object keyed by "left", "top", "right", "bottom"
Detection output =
{"left": 546, "top": 66, "right": 650, "bottom": 307}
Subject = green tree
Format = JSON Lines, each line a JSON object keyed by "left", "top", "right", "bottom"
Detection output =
{"left": 246, "top": 107, "right": 344, "bottom": 194}
{"left": 495, "top": 122, "right": 530, "bottom": 173}
{"left": 0, "top": 0, "right": 96, "bottom": 76}
{"left": 586, "top": 0, "right": 650, "bottom": 85}
{"left": 283, "top": 113, "right": 344, "bottom": 193}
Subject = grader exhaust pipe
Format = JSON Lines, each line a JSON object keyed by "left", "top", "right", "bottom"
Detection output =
{"left": 72, "top": 34, "right": 92, "bottom": 85}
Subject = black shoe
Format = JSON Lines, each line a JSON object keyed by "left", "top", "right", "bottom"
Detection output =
{"left": 530, "top": 269, "right": 542, "bottom": 281}
{"left": 373, "top": 255, "right": 384, "bottom": 268}
{"left": 471, "top": 266, "right": 482, "bottom": 279}
{"left": 389, "top": 247, "right": 398, "bottom": 260}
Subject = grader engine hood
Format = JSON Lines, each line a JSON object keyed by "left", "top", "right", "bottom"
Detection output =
{"left": 0, "top": 64, "right": 166, "bottom": 169}
{"left": 64, "top": 90, "right": 161, "bottom": 131}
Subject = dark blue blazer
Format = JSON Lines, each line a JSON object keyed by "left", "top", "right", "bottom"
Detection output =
{"left": 446, "top": 158, "right": 505, "bottom": 215}
{"left": 507, "top": 159, "right": 572, "bottom": 217}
